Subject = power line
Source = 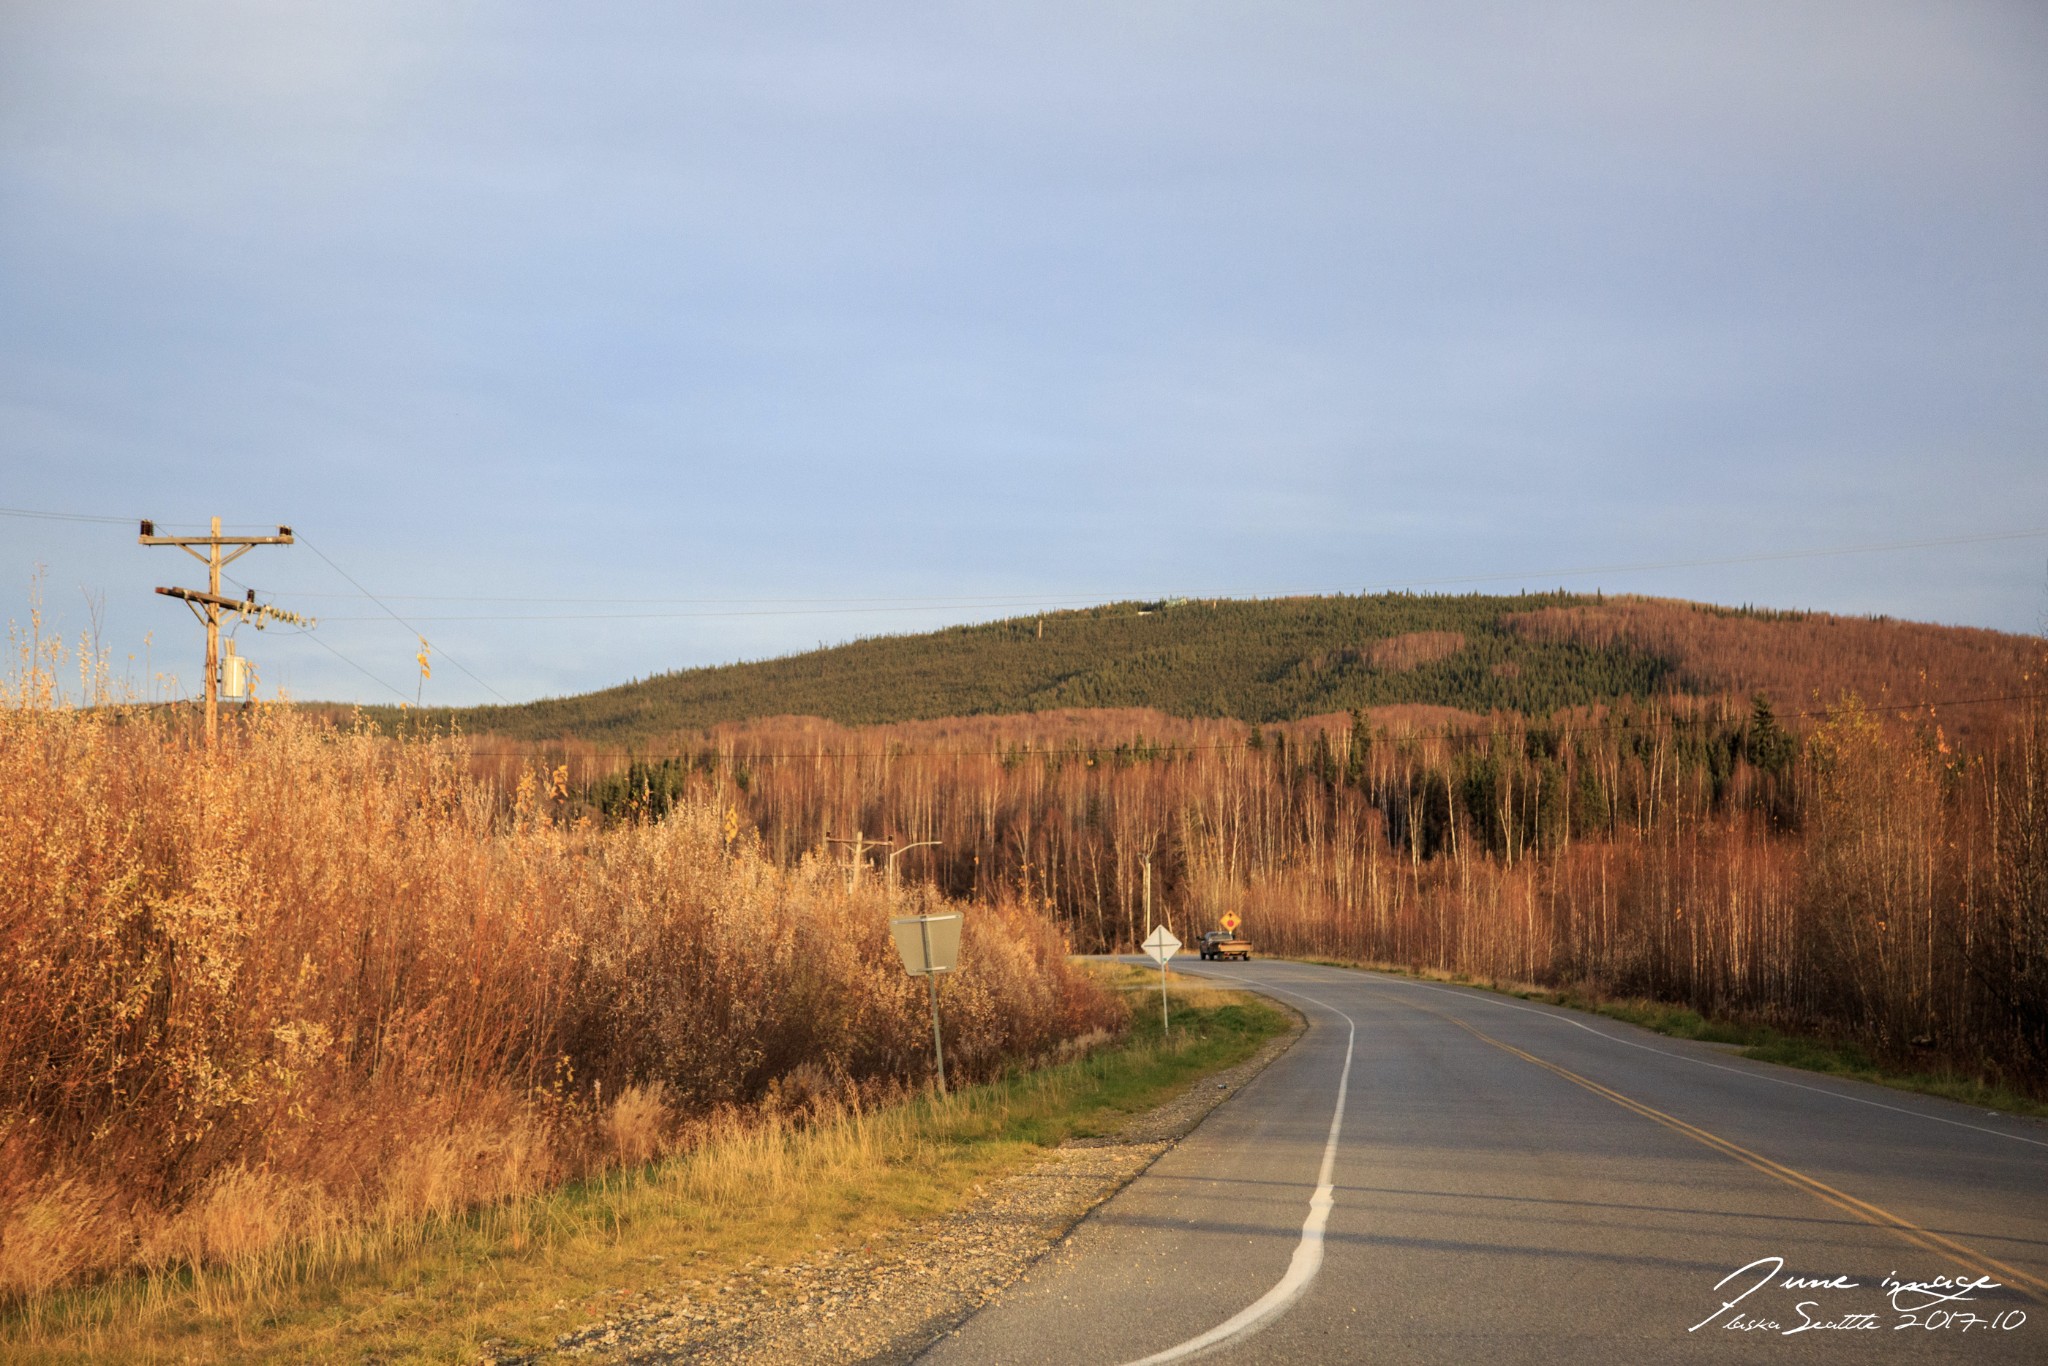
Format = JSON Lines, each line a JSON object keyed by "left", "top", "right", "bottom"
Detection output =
{"left": 1354, "top": 527, "right": 2048, "bottom": 592}
{"left": 0, "top": 506, "right": 286, "bottom": 531}
{"left": 213, "top": 534, "right": 508, "bottom": 707}
{"left": 293, "top": 535, "right": 514, "bottom": 705}
{"left": 0, "top": 505, "right": 135, "bottom": 525}
{"left": 307, "top": 601, "right": 1110, "bottom": 622}
{"left": 197, "top": 526, "right": 2048, "bottom": 614}
{"left": 278, "top": 626, "right": 414, "bottom": 703}
{"left": 207, "top": 565, "right": 411, "bottom": 700}
{"left": 138, "top": 515, "right": 305, "bottom": 747}
{"left": 285, "top": 592, "right": 1119, "bottom": 606}
{"left": 11, "top": 501, "right": 2046, "bottom": 614}
{"left": 16, "top": 503, "right": 2048, "bottom": 711}
{"left": 202, "top": 562, "right": 416, "bottom": 703}
{"left": 204, "top": 565, "right": 413, "bottom": 702}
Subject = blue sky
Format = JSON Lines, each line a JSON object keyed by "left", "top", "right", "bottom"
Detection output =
{"left": 4, "top": 1, "right": 2045, "bottom": 706}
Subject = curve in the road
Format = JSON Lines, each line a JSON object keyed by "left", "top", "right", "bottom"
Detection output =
{"left": 1424, "top": 1003, "right": 2048, "bottom": 1303}
{"left": 1131, "top": 962, "right": 2045, "bottom": 1359}
{"left": 1380, "top": 974, "right": 2048, "bottom": 1151}
{"left": 1122, "top": 982, "right": 1357, "bottom": 1365}
{"left": 923, "top": 958, "right": 2047, "bottom": 1365}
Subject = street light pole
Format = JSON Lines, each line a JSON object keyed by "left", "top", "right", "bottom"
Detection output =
{"left": 828, "top": 833, "right": 944, "bottom": 897}
{"left": 886, "top": 839, "right": 942, "bottom": 895}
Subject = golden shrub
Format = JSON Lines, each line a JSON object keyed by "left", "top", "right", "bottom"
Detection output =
{"left": 0, "top": 658, "right": 1118, "bottom": 1299}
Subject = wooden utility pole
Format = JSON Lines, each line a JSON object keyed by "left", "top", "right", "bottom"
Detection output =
{"left": 140, "top": 517, "right": 308, "bottom": 746}
{"left": 1144, "top": 855, "right": 1153, "bottom": 936}
{"left": 826, "top": 829, "right": 878, "bottom": 892}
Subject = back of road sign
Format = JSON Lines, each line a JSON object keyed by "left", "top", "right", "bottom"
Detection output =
{"left": 1142, "top": 925, "right": 1181, "bottom": 965}
{"left": 891, "top": 913, "right": 963, "bottom": 976}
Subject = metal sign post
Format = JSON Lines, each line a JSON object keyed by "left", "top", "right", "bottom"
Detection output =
{"left": 1142, "top": 925, "right": 1181, "bottom": 1034}
{"left": 891, "top": 912, "right": 963, "bottom": 1093}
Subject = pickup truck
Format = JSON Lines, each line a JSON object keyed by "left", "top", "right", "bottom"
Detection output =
{"left": 1199, "top": 929, "right": 1252, "bottom": 961}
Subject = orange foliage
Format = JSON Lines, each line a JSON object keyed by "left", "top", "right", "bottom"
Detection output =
{"left": 1363, "top": 630, "right": 1467, "bottom": 671}
{"left": 0, "top": 677, "right": 1116, "bottom": 1299}
{"left": 528, "top": 664, "right": 2048, "bottom": 1100}
{"left": 1506, "top": 596, "right": 2035, "bottom": 731}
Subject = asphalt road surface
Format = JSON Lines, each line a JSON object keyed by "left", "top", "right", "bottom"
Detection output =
{"left": 920, "top": 958, "right": 2047, "bottom": 1364}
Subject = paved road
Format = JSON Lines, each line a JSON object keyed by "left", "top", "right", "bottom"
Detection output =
{"left": 921, "top": 958, "right": 2047, "bottom": 1364}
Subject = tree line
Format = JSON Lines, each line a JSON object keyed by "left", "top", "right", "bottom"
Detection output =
{"left": 555, "top": 679, "right": 2048, "bottom": 1096}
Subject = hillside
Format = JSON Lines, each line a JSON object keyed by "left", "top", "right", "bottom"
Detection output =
{"left": 361, "top": 592, "right": 2040, "bottom": 745}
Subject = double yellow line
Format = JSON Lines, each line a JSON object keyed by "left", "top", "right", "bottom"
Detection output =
{"left": 1432, "top": 1009, "right": 2047, "bottom": 1304}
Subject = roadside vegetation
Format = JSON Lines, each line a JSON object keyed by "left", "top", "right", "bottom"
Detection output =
{"left": 1525, "top": 991, "right": 2048, "bottom": 1119}
{"left": 9, "top": 582, "right": 2043, "bottom": 1344}
{"left": 512, "top": 644, "right": 2046, "bottom": 1102}
{"left": 0, "top": 622, "right": 1120, "bottom": 1325}
{"left": 4, "top": 966, "right": 1284, "bottom": 1363}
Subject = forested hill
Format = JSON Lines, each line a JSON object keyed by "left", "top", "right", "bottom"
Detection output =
{"left": 362, "top": 592, "right": 2040, "bottom": 744}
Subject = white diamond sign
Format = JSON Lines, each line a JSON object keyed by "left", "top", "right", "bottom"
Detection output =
{"left": 1141, "top": 925, "right": 1181, "bottom": 1033}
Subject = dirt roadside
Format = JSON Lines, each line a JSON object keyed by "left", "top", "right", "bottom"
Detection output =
{"left": 496, "top": 1012, "right": 1303, "bottom": 1366}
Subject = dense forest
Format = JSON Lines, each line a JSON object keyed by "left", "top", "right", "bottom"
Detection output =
{"left": 344, "top": 592, "right": 2038, "bottom": 747}
{"left": 316, "top": 593, "right": 2047, "bottom": 1094}
{"left": 529, "top": 682, "right": 2048, "bottom": 1095}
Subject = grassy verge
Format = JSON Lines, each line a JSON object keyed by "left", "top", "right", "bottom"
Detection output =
{"left": 1303, "top": 957, "right": 2048, "bottom": 1120}
{"left": 4, "top": 968, "right": 1289, "bottom": 1364}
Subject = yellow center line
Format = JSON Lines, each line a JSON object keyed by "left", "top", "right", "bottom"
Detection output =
{"left": 1423, "top": 1007, "right": 2046, "bottom": 1304}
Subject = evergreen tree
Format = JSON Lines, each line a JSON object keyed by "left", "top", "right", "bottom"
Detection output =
{"left": 1745, "top": 694, "right": 1794, "bottom": 774}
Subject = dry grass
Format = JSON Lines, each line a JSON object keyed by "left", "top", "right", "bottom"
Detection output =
{"left": 5, "top": 968, "right": 1281, "bottom": 1364}
{"left": 0, "top": 625, "right": 1119, "bottom": 1314}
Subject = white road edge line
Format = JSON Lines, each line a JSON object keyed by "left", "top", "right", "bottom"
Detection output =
{"left": 1365, "top": 972, "right": 2048, "bottom": 1151}
{"left": 1120, "top": 979, "right": 1357, "bottom": 1366}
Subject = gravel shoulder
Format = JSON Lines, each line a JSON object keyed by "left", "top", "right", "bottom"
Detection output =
{"left": 522, "top": 1012, "right": 1303, "bottom": 1366}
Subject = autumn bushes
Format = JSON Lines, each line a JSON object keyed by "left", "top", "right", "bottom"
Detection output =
{"left": 558, "top": 807, "right": 1105, "bottom": 1112}
{"left": 0, "top": 696, "right": 1117, "bottom": 1301}
{"left": 554, "top": 680, "right": 2048, "bottom": 1098}
{"left": 7, "top": 606, "right": 2042, "bottom": 1307}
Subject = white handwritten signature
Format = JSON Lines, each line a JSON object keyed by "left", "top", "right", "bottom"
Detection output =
{"left": 1690, "top": 1256, "right": 2028, "bottom": 1335}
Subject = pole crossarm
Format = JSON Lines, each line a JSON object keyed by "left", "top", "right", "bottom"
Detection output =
{"left": 141, "top": 516, "right": 303, "bottom": 746}
{"left": 139, "top": 524, "right": 293, "bottom": 547}
{"left": 825, "top": 829, "right": 879, "bottom": 890}
{"left": 153, "top": 585, "right": 316, "bottom": 629}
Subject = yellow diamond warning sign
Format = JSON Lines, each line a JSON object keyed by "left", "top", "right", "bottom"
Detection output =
{"left": 1220, "top": 912, "right": 1241, "bottom": 933}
